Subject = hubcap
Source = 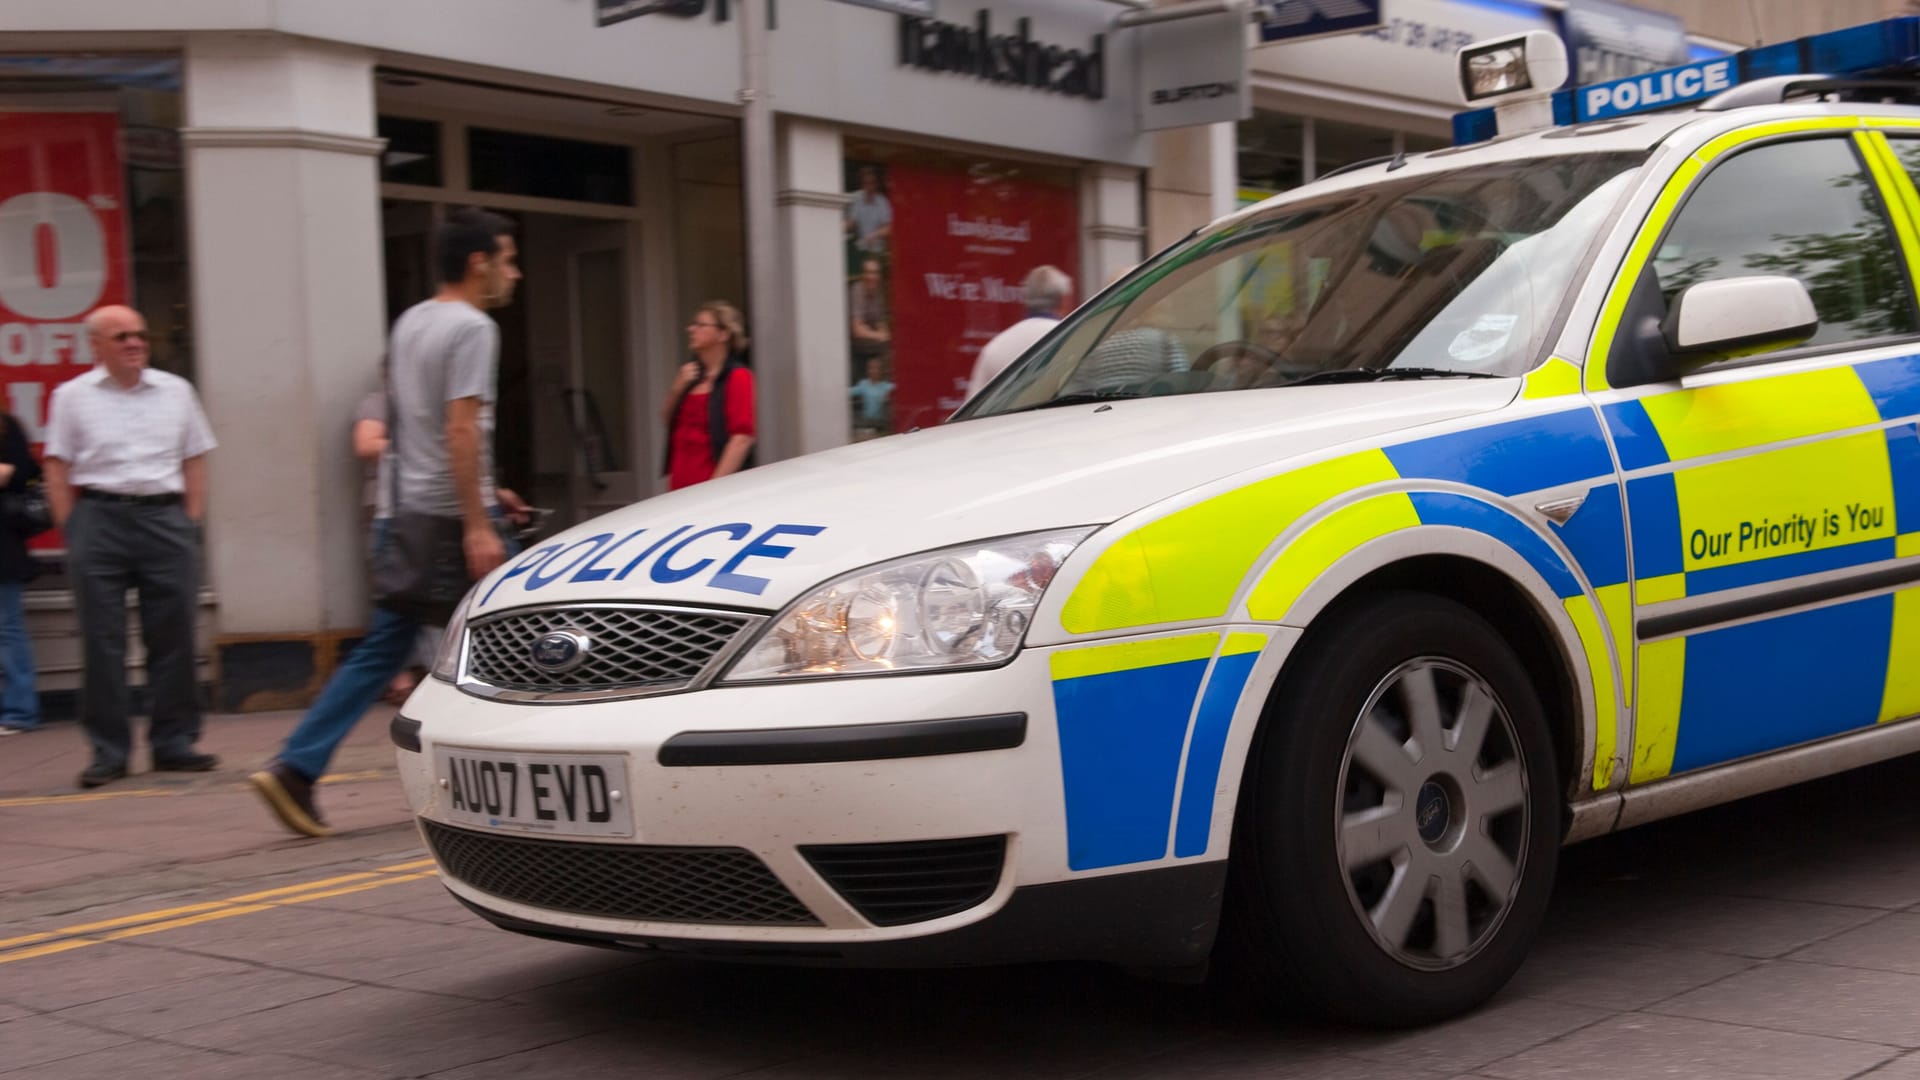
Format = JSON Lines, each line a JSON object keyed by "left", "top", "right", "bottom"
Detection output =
{"left": 1414, "top": 780, "right": 1452, "bottom": 846}
{"left": 1334, "top": 657, "right": 1530, "bottom": 972}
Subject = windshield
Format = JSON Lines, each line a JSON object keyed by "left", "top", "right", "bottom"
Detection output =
{"left": 961, "top": 151, "right": 1648, "bottom": 418}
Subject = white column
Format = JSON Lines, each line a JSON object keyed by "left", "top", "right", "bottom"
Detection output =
{"left": 1145, "top": 120, "right": 1236, "bottom": 256}
{"left": 1211, "top": 120, "right": 1239, "bottom": 221}
{"left": 1083, "top": 164, "right": 1146, "bottom": 293}
{"left": 776, "top": 117, "right": 851, "bottom": 456}
{"left": 183, "top": 33, "right": 386, "bottom": 636}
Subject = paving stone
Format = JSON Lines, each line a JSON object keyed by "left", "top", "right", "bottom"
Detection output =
{"left": 1791, "top": 913, "right": 1920, "bottom": 975}
{"left": 0, "top": 1014, "right": 136, "bottom": 1075}
{"left": 14, "top": 1041, "right": 392, "bottom": 1080}
{"left": 429, "top": 1026, "right": 825, "bottom": 1080}
{"left": 1703, "top": 846, "right": 1920, "bottom": 911}
{"left": 144, "top": 903, "right": 516, "bottom": 983}
{"left": 1653, "top": 961, "right": 1920, "bottom": 1047}
{"left": 505, "top": 960, "right": 1210, "bottom": 1080}
{"left": 381, "top": 938, "right": 645, "bottom": 1001}
{"left": 166, "top": 984, "right": 471, "bottom": 1058}
{"left": 300, "top": 887, "right": 485, "bottom": 927}
{"left": 1599, "top": 894, "right": 1884, "bottom": 959}
{"left": 0, "top": 850, "right": 159, "bottom": 895}
{"left": 1862, "top": 1051, "right": 1920, "bottom": 1078}
{"left": 55, "top": 965, "right": 356, "bottom": 1037}
{"left": 1317, "top": 995, "right": 1610, "bottom": 1076}
{"left": 1479, "top": 1013, "right": 1895, "bottom": 1079}
{"left": 0, "top": 841, "right": 103, "bottom": 872}
{"left": 225, "top": 996, "right": 610, "bottom": 1077}
{"left": 1084, "top": 1039, "right": 1458, "bottom": 1080}
{"left": 1505, "top": 939, "right": 1757, "bottom": 1011}
{"left": 0, "top": 942, "right": 261, "bottom": 1013}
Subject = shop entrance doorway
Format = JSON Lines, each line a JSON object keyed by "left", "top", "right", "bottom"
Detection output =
{"left": 380, "top": 204, "right": 645, "bottom": 535}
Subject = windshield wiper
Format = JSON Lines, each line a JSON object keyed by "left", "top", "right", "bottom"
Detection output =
{"left": 996, "top": 390, "right": 1146, "bottom": 416}
{"left": 1277, "top": 367, "right": 1504, "bottom": 387}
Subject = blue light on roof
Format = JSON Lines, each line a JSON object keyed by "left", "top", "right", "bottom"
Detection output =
{"left": 1452, "top": 15, "right": 1920, "bottom": 145}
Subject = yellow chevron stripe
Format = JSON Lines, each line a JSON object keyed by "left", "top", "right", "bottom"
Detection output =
{"left": 1061, "top": 450, "right": 1402, "bottom": 633}
{"left": 1049, "top": 633, "right": 1221, "bottom": 681}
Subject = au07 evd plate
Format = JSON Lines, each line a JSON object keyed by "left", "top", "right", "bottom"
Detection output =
{"left": 434, "top": 749, "right": 633, "bottom": 838}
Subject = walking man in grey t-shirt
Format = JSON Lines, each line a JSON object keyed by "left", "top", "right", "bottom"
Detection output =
{"left": 251, "top": 208, "right": 519, "bottom": 837}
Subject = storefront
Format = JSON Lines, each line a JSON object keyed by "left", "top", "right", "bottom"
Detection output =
{"left": 0, "top": 0, "right": 1151, "bottom": 709}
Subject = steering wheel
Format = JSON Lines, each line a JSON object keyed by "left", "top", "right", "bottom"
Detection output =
{"left": 1193, "top": 340, "right": 1320, "bottom": 387}
{"left": 1194, "top": 340, "right": 1284, "bottom": 372}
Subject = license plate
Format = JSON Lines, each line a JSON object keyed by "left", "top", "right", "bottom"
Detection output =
{"left": 435, "top": 749, "right": 633, "bottom": 838}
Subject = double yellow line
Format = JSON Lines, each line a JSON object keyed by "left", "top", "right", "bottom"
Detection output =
{"left": 0, "top": 857, "right": 439, "bottom": 965}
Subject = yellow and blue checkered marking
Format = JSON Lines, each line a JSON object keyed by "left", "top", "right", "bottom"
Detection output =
{"left": 1380, "top": 409, "right": 1616, "bottom": 497}
{"left": 1604, "top": 355, "right": 1920, "bottom": 780}
{"left": 1050, "top": 633, "right": 1264, "bottom": 870}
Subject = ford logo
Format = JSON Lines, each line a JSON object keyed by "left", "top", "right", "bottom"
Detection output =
{"left": 530, "top": 630, "right": 591, "bottom": 674}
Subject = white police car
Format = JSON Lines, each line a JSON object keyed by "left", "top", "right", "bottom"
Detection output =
{"left": 396, "top": 19, "right": 1920, "bottom": 1026}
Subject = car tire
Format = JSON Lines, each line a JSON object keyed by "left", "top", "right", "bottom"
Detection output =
{"left": 1220, "top": 589, "right": 1561, "bottom": 1027}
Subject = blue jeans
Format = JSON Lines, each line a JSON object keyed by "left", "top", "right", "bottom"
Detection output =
{"left": 278, "top": 603, "right": 420, "bottom": 780}
{"left": 0, "top": 582, "right": 38, "bottom": 731}
{"left": 277, "top": 511, "right": 514, "bottom": 781}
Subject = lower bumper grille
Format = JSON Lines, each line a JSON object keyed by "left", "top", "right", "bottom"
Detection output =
{"left": 800, "top": 835, "right": 1007, "bottom": 926}
{"left": 422, "top": 820, "right": 819, "bottom": 926}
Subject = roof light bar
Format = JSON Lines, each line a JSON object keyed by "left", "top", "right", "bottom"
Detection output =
{"left": 1452, "top": 15, "right": 1920, "bottom": 145}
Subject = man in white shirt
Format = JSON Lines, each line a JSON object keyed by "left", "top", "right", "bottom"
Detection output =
{"left": 44, "top": 305, "right": 219, "bottom": 788}
{"left": 965, "top": 265, "right": 1072, "bottom": 402}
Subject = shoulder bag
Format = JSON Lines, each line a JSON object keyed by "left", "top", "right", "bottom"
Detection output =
{"left": 368, "top": 367, "right": 473, "bottom": 626}
{"left": 0, "top": 416, "right": 49, "bottom": 539}
{"left": 0, "top": 482, "right": 52, "bottom": 540}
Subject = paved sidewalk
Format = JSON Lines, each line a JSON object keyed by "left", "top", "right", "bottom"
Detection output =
{"left": 0, "top": 709, "right": 416, "bottom": 922}
{"left": 5, "top": 713, "right": 1920, "bottom": 1077}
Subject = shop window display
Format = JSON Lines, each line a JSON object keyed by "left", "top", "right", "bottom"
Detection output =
{"left": 840, "top": 142, "right": 1079, "bottom": 442}
{"left": 0, "top": 54, "right": 190, "bottom": 558}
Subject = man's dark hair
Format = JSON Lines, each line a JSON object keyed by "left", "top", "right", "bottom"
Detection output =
{"left": 433, "top": 208, "right": 515, "bottom": 285}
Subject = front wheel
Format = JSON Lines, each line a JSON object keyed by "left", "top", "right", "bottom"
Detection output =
{"left": 1221, "top": 591, "right": 1561, "bottom": 1027}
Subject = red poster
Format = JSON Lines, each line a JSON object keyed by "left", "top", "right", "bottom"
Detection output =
{"left": 887, "top": 163, "right": 1078, "bottom": 431}
{"left": 0, "top": 112, "right": 130, "bottom": 550}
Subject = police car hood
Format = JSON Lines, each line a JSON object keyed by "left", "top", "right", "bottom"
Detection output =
{"left": 470, "top": 380, "right": 1516, "bottom": 615}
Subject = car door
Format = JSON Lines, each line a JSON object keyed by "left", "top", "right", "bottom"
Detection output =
{"left": 1589, "top": 126, "right": 1920, "bottom": 785}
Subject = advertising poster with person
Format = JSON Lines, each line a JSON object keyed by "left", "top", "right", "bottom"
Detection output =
{"left": 0, "top": 111, "right": 132, "bottom": 550}
{"left": 842, "top": 147, "right": 1078, "bottom": 440}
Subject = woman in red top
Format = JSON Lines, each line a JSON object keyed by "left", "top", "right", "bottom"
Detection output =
{"left": 662, "top": 301, "right": 757, "bottom": 490}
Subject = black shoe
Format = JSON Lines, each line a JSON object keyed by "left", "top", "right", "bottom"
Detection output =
{"left": 153, "top": 751, "right": 220, "bottom": 772}
{"left": 78, "top": 763, "right": 127, "bottom": 788}
{"left": 250, "top": 762, "right": 331, "bottom": 837}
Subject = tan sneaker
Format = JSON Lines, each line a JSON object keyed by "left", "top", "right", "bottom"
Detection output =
{"left": 250, "top": 762, "right": 333, "bottom": 837}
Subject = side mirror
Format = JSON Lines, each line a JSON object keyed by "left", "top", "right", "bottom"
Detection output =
{"left": 1661, "top": 275, "right": 1817, "bottom": 363}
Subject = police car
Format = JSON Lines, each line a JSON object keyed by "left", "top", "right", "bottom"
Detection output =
{"left": 396, "top": 19, "right": 1920, "bottom": 1027}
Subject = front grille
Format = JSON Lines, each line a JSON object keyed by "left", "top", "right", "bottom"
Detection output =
{"left": 464, "top": 605, "right": 754, "bottom": 694}
{"left": 800, "top": 835, "right": 1007, "bottom": 926}
{"left": 422, "top": 820, "right": 819, "bottom": 925}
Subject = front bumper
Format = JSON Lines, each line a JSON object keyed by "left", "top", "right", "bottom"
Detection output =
{"left": 397, "top": 647, "right": 1231, "bottom": 965}
{"left": 447, "top": 860, "right": 1226, "bottom": 969}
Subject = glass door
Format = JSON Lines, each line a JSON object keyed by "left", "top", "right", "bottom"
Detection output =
{"left": 562, "top": 223, "right": 639, "bottom": 524}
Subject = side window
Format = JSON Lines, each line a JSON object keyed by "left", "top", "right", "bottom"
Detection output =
{"left": 1654, "top": 138, "right": 1916, "bottom": 353}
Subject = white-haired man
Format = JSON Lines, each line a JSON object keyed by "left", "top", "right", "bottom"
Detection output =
{"left": 966, "top": 265, "right": 1072, "bottom": 401}
{"left": 44, "top": 305, "right": 218, "bottom": 788}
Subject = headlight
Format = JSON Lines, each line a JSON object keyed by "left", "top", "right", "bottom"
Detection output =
{"left": 429, "top": 586, "right": 478, "bottom": 682}
{"left": 722, "top": 527, "right": 1094, "bottom": 682}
